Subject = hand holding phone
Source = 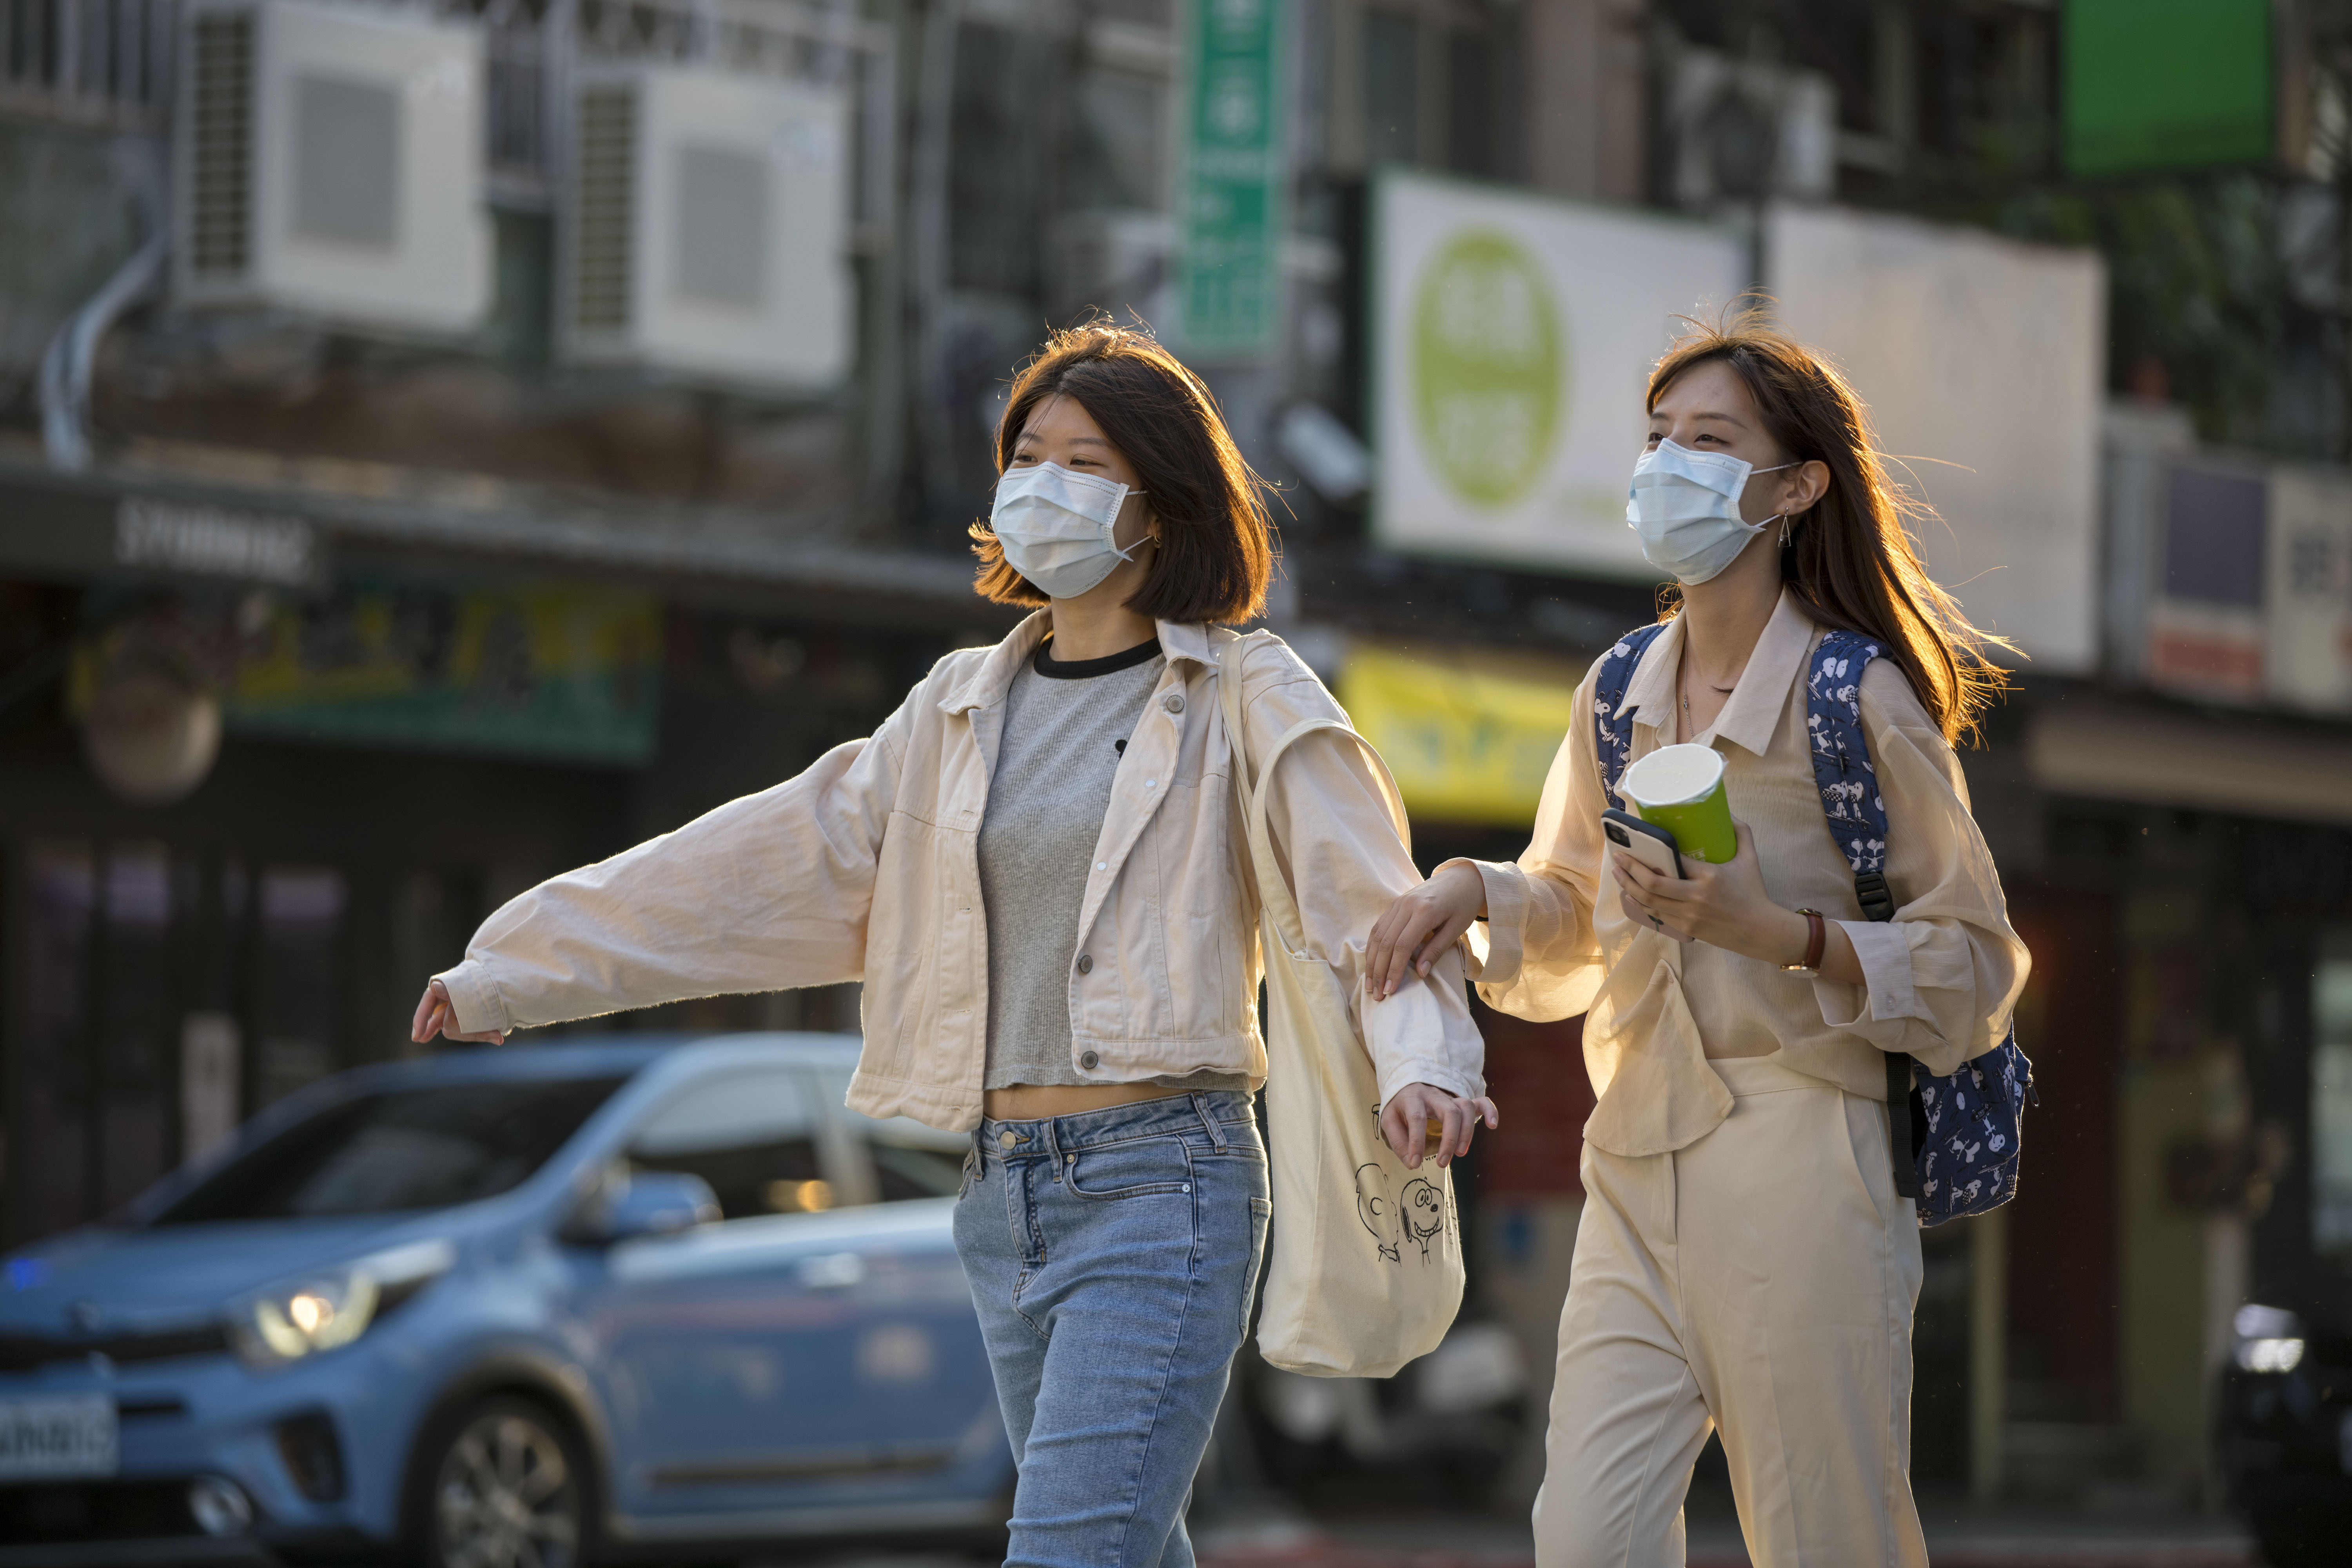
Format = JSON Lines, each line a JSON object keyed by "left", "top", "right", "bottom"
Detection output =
{"left": 1602, "top": 808, "right": 1684, "bottom": 880}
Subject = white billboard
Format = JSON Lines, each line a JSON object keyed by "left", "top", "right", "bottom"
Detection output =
{"left": 1765, "top": 205, "right": 2107, "bottom": 671}
{"left": 1372, "top": 171, "right": 1747, "bottom": 578}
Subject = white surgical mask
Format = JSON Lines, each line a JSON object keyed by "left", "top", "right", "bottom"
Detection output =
{"left": 989, "top": 462, "right": 1144, "bottom": 599}
{"left": 1625, "top": 439, "right": 1797, "bottom": 585}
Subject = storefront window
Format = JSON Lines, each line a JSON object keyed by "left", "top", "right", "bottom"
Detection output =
{"left": 18, "top": 846, "right": 96, "bottom": 1240}
{"left": 256, "top": 866, "right": 347, "bottom": 1109}
{"left": 1, "top": 844, "right": 448, "bottom": 1243}
{"left": 11, "top": 842, "right": 182, "bottom": 1233}
{"left": 94, "top": 844, "right": 174, "bottom": 1212}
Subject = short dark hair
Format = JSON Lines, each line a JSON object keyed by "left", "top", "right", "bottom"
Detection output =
{"left": 970, "top": 323, "right": 1274, "bottom": 625}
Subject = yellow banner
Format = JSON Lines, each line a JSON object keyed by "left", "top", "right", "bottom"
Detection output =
{"left": 1339, "top": 644, "right": 1584, "bottom": 828}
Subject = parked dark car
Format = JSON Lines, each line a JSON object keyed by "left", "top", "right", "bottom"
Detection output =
{"left": 2215, "top": 1290, "right": 2352, "bottom": 1568}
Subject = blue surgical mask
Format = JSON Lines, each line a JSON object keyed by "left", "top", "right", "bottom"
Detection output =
{"left": 1625, "top": 439, "right": 1797, "bottom": 585}
{"left": 989, "top": 462, "right": 1145, "bottom": 599}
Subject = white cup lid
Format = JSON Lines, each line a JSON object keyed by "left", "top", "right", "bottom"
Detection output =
{"left": 1621, "top": 743, "right": 1724, "bottom": 809}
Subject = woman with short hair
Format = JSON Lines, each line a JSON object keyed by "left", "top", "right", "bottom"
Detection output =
{"left": 1368, "top": 313, "right": 2029, "bottom": 1568}
{"left": 414, "top": 323, "right": 1496, "bottom": 1568}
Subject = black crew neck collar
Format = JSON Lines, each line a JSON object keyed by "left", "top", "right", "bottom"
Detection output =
{"left": 1034, "top": 635, "right": 1163, "bottom": 680}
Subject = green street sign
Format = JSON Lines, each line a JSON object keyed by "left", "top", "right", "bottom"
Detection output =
{"left": 1176, "top": 0, "right": 1285, "bottom": 355}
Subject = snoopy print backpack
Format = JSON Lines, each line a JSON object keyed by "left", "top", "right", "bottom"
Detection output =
{"left": 1592, "top": 622, "right": 2037, "bottom": 1226}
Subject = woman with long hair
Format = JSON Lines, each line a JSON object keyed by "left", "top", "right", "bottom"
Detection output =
{"left": 1367, "top": 313, "right": 2028, "bottom": 1567}
{"left": 412, "top": 322, "right": 1496, "bottom": 1568}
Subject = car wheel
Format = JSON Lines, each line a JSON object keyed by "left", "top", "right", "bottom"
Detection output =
{"left": 413, "top": 1395, "right": 591, "bottom": 1568}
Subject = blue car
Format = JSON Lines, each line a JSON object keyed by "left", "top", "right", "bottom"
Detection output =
{"left": 0, "top": 1034, "right": 1014, "bottom": 1565}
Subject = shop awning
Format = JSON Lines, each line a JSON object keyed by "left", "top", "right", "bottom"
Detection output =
{"left": 0, "top": 458, "right": 984, "bottom": 623}
{"left": 2029, "top": 699, "right": 2352, "bottom": 828}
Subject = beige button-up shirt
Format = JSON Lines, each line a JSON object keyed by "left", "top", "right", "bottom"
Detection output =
{"left": 436, "top": 614, "right": 1484, "bottom": 1132}
{"left": 1456, "top": 591, "right": 2029, "bottom": 1158}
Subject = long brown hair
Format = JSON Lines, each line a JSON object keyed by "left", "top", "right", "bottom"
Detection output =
{"left": 971, "top": 323, "right": 1274, "bottom": 625}
{"left": 1647, "top": 308, "right": 2014, "bottom": 745}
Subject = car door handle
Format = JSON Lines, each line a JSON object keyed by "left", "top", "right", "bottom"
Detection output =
{"left": 798, "top": 1252, "right": 864, "bottom": 1289}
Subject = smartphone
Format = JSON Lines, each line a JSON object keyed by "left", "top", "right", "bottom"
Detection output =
{"left": 1602, "top": 808, "right": 1684, "bottom": 879}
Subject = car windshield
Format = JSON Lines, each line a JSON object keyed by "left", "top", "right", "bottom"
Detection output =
{"left": 150, "top": 1075, "right": 628, "bottom": 1224}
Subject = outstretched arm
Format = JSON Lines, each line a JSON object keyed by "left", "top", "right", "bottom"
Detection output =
{"left": 417, "top": 699, "right": 911, "bottom": 1040}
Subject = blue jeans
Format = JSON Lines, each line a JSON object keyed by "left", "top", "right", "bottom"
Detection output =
{"left": 954, "top": 1090, "right": 1270, "bottom": 1568}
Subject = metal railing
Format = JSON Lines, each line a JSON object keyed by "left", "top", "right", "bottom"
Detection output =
{"left": 1, "top": 0, "right": 178, "bottom": 126}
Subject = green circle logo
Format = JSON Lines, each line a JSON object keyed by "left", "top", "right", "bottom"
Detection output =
{"left": 1411, "top": 230, "right": 1564, "bottom": 508}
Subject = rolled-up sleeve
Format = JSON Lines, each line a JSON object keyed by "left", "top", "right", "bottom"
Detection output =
{"left": 436, "top": 697, "right": 910, "bottom": 1036}
{"left": 1807, "top": 666, "right": 2030, "bottom": 1076}
{"left": 1244, "top": 655, "right": 1486, "bottom": 1109}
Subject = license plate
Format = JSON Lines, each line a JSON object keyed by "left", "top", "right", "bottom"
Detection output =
{"left": 0, "top": 1394, "right": 118, "bottom": 1480}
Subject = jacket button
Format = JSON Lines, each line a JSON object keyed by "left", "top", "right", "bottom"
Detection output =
{"left": 1080, "top": 1051, "right": 1100, "bottom": 1069}
{"left": 1076, "top": 954, "right": 1094, "bottom": 974}
{"left": 1163, "top": 692, "right": 1185, "bottom": 714}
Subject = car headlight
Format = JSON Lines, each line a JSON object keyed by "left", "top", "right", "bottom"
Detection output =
{"left": 230, "top": 1240, "right": 454, "bottom": 1367}
{"left": 2232, "top": 1302, "right": 2306, "bottom": 1374}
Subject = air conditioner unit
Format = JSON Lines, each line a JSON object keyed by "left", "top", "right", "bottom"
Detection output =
{"left": 561, "top": 63, "right": 853, "bottom": 392}
{"left": 1662, "top": 47, "right": 1835, "bottom": 209}
{"left": 173, "top": 0, "right": 492, "bottom": 334}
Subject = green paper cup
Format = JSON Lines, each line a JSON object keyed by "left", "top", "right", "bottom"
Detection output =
{"left": 1621, "top": 744, "right": 1737, "bottom": 865}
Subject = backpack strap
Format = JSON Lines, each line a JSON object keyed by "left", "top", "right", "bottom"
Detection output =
{"left": 1802, "top": 630, "right": 1895, "bottom": 922}
{"left": 1803, "top": 628, "right": 1924, "bottom": 1200}
{"left": 1591, "top": 622, "right": 1672, "bottom": 809}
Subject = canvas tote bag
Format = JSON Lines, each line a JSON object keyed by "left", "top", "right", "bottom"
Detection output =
{"left": 1216, "top": 630, "right": 1465, "bottom": 1378}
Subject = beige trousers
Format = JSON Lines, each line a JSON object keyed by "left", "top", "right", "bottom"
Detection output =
{"left": 1533, "top": 1054, "right": 1927, "bottom": 1568}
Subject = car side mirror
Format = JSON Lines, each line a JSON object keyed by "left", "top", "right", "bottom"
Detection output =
{"left": 566, "top": 1169, "right": 719, "bottom": 1246}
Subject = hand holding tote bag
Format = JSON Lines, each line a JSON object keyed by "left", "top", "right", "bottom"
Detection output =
{"left": 1215, "top": 630, "right": 1465, "bottom": 1379}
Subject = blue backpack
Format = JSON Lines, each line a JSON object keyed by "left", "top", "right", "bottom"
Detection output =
{"left": 1592, "top": 622, "right": 2036, "bottom": 1226}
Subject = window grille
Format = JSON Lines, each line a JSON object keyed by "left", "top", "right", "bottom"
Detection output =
{"left": 1, "top": 0, "right": 178, "bottom": 125}
{"left": 6, "top": 0, "right": 887, "bottom": 232}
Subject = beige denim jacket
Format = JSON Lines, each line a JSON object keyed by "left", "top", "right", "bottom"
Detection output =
{"left": 437, "top": 614, "right": 1484, "bottom": 1132}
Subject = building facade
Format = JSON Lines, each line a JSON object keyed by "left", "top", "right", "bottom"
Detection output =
{"left": 3, "top": 0, "right": 2350, "bottom": 1514}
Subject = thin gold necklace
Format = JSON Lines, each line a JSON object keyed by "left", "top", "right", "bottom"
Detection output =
{"left": 1679, "top": 661, "right": 1737, "bottom": 717}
